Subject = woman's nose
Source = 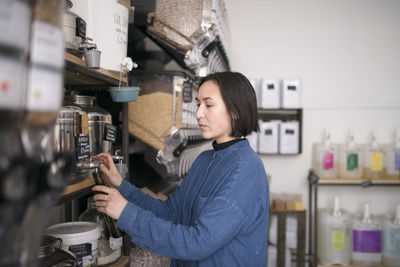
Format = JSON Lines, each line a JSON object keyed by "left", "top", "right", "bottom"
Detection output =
{"left": 196, "top": 105, "right": 204, "bottom": 120}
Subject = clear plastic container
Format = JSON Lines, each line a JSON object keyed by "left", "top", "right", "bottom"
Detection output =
{"left": 339, "top": 132, "right": 362, "bottom": 179}
{"left": 318, "top": 196, "right": 352, "bottom": 265}
{"left": 79, "top": 197, "right": 122, "bottom": 266}
{"left": 383, "top": 204, "right": 400, "bottom": 267}
{"left": 385, "top": 130, "right": 400, "bottom": 180}
{"left": 363, "top": 131, "right": 385, "bottom": 179}
{"left": 352, "top": 203, "right": 383, "bottom": 266}
{"left": 313, "top": 130, "right": 338, "bottom": 178}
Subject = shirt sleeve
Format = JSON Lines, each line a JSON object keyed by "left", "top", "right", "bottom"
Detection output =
{"left": 116, "top": 194, "right": 246, "bottom": 260}
{"left": 117, "top": 179, "right": 178, "bottom": 222}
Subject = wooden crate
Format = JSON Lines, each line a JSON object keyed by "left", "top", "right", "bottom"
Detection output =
{"left": 270, "top": 209, "right": 306, "bottom": 267}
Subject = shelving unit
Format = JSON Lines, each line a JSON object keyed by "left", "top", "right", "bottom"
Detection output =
{"left": 60, "top": 52, "right": 130, "bottom": 200}
{"left": 258, "top": 108, "right": 303, "bottom": 154}
{"left": 270, "top": 209, "right": 306, "bottom": 267}
{"left": 49, "top": 52, "right": 133, "bottom": 263}
{"left": 308, "top": 170, "right": 400, "bottom": 267}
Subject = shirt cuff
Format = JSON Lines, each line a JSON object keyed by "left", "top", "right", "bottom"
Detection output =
{"left": 117, "top": 179, "right": 131, "bottom": 198}
{"left": 116, "top": 201, "right": 141, "bottom": 232}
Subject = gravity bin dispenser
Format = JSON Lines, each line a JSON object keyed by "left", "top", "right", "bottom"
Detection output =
{"left": 132, "top": 0, "right": 231, "bottom": 76}
{"left": 129, "top": 71, "right": 212, "bottom": 181}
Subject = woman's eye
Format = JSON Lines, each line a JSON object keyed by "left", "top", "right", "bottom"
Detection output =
{"left": 196, "top": 103, "right": 200, "bottom": 107}
{"left": 206, "top": 104, "right": 212, "bottom": 108}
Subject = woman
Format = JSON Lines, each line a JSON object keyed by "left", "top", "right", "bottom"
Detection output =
{"left": 93, "top": 72, "right": 269, "bottom": 266}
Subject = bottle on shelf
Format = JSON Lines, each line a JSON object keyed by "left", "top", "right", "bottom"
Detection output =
{"left": 363, "top": 131, "right": 385, "bottom": 179}
{"left": 314, "top": 129, "right": 338, "bottom": 178}
{"left": 352, "top": 202, "right": 383, "bottom": 266}
{"left": 339, "top": 131, "right": 363, "bottom": 179}
{"left": 383, "top": 204, "right": 400, "bottom": 267}
{"left": 385, "top": 130, "right": 400, "bottom": 180}
{"left": 318, "top": 196, "right": 352, "bottom": 265}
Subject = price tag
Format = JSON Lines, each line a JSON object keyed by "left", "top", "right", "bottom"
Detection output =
{"left": 26, "top": 66, "right": 63, "bottom": 112}
{"left": 75, "top": 135, "right": 90, "bottom": 160}
{"left": 104, "top": 123, "right": 117, "bottom": 143}
{"left": 109, "top": 236, "right": 123, "bottom": 250}
{"left": 30, "top": 21, "right": 64, "bottom": 69}
{"left": 0, "top": 0, "right": 31, "bottom": 53}
{"left": 183, "top": 81, "right": 192, "bottom": 103}
{"left": 0, "top": 56, "right": 26, "bottom": 110}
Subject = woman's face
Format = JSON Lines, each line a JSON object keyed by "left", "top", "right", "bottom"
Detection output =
{"left": 196, "top": 81, "right": 234, "bottom": 144}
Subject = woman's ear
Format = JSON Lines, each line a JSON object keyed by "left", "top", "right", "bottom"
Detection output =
{"left": 231, "top": 111, "right": 239, "bottom": 120}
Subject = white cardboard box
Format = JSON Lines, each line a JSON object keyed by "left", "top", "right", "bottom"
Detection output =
{"left": 258, "top": 120, "right": 280, "bottom": 154}
{"left": 246, "top": 131, "right": 258, "bottom": 152}
{"left": 279, "top": 121, "right": 300, "bottom": 154}
{"left": 260, "top": 79, "right": 281, "bottom": 108}
{"left": 281, "top": 78, "right": 301, "bottom": 108}
{"left": 249, "top": 78, "right": 261, "bottom": 108}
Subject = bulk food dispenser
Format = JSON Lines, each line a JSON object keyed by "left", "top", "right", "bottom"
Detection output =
{"left": 0, "top": 0, "right": 70, "bottom": 266}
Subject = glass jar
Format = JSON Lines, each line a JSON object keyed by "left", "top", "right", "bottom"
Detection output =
{"left": 79, "top": 197, "right": 122, "bottom": 265}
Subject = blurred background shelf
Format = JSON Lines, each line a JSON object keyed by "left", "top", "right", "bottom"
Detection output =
{"left": 318, "top": 178, "right": 400, "bottom": 185}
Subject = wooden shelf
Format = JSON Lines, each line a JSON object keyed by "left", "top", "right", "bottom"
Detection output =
{"left": 62, "top": 177, "right": 94, "bottom": 195}
{"left": 104, "top": 255, "right": 129, "bottom": 267}
{"left": 318, "top": 178, "right": 400, "bottom": 185}
{"left": 56, "top": 177, "right": 95, "bottom": 204}
{"left": 65, "top": 52, "right": 128, "bottom": 87}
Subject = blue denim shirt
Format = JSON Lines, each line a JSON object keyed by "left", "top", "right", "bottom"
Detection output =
{"left": 116, "top": 139, "right": 269, "bottom": 266}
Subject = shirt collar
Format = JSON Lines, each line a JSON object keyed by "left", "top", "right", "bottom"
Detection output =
{"left": 212, "top": 138, "right": 246, "bottom": 151}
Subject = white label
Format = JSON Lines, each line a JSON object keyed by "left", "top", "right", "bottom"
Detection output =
{"left": 26, "top": 67, "right": 63, "bottom": 111}
{"left": 0, "top": 56, "right": 26, "bottom": 109}
{"left": 30, "top": 21, "right": 64, "bottom": 69}
{"left": 109, "top": 236, "right": 123, "bottom": 250}
{"left": 0, "top": 0, "right": 31, "bottom": 52}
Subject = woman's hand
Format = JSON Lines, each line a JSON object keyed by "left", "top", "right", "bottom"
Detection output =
{"left": 92, "top": 185, "right": 128, "bottom": 220}
{"left": 96, "top": 153, "right": 123, "bottom": 188}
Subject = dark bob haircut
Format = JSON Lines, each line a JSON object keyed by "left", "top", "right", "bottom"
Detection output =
{"left": 200, "top": 72, "right": 259, "bottom": 137}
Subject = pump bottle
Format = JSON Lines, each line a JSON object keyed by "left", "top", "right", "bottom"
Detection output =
{"left": 385, "top": 130, "right": 400, "bottom": 179}
{"left": 364, "top": 131, "right": 385, "bottom": 179}
{"left": 383, "top": 204, "right": 400, "bottom": 267}
{"left": 318, "top": 196, "right": 352, "bottom": 265}
{"left": 352, "top": 203, "right": 382, "bottom": 265}
{"left": 339, "top": 131, "right": 362, "bottom": 179}
{"left": 314, "top": 130, "right": 338, "bottom": 178}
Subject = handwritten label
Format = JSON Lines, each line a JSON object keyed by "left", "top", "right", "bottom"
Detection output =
{"left": 75, "top": 135, "right": 90, "bottom": 160}
{"left": 104, "top": 123, "right": 117, "bottom": 143}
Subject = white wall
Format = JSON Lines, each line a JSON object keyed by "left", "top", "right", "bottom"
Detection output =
{"left": 225, "top": 0, "right": 400, "bottom": 218}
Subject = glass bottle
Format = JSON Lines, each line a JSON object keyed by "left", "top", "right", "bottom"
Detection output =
{"left": 92, "top": 169, "right": 122, "bottom": 239}
{"left": 79, "top": 197, "right": 122, "bottom": 265}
